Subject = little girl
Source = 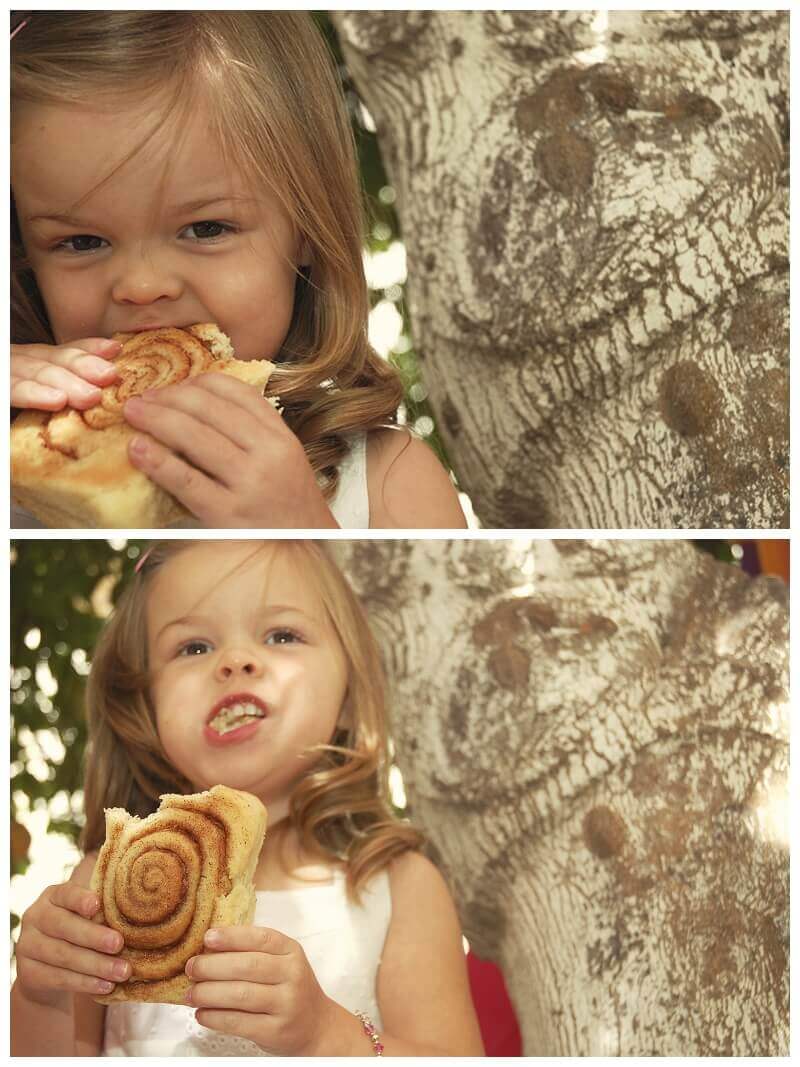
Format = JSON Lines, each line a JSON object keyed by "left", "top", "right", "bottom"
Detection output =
{"left": 10, "top": 12, "right": 467, "bottom": 530}
{"left": 11, "top": 540, "right": 484, "bottom": 1056}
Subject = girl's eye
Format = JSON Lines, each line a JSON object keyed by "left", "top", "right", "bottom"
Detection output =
{"left": 54, "top": 234, "right": 107, "bottom": 255}
{"left": 265, "top": 630, "right": 301, "bottom": 646}
{"left": 183, "top": 220, "right": 237, "bottom": 241}
{"left": 178, "top": 640, "right": 212, "bottom": 657}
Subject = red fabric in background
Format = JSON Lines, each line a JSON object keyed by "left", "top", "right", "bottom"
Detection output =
{"left": 467, "top": 951, "right": 522, "bottom": 1056}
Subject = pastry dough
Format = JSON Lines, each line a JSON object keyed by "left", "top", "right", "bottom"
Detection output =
{"left": 10, "top": 325, "right": 274, "bottom": 528}
{"left": 90, "top": 785, "right": 268, "bottom": 1004}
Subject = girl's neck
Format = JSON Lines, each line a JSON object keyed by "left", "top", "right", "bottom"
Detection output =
{"left": 254, "top": 816, "right": 344, "bottom": 891}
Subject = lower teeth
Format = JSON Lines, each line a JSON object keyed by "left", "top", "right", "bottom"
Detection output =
{"left": 212, "top": 717, "right": 258, "bottom": 735}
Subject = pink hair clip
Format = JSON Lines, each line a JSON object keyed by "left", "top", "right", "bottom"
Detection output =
{"left": 10, "top": 13, "right": 31, "bottom": 41}
{"left": 134, "top": 547, "right": 154, "bottom": 574}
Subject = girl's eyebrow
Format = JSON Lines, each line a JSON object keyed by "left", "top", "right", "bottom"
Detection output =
{"left": 155, "top": 604, "right": 315, "bottom": 642}
{"left": 26, "top": 195, "right": 257, "bottom": 226}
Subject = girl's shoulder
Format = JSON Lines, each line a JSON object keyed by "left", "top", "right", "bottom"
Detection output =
{"left": 386, "top": 850, "right": 454, "bottom": 910}
{"left": 365, "top": 429, "right": 467, "bottom": 528}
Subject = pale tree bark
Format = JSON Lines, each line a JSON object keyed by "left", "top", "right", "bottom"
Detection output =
{"left": 332, "top": 11, "right": 788, "bottom": 529}
{"left": 334, "top": 540, "right": 789, "bottom": 1055}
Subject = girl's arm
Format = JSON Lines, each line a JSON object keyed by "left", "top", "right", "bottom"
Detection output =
{"left": 322, "top": 850, "right": 485, "bottom": 1055}
{"left": 367, "top": 429, "right": 468, "bottom": 528}
{"left": 11, "top": 851, "right": 108, "bottom": 1057}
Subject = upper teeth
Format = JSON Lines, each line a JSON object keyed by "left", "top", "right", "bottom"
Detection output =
{"left": 210, "top": 702, "right": 266, "bottom": 734}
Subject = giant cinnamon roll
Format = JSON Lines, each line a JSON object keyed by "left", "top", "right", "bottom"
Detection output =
{"left": 91, "top": 785, "right": 268, "bottom": 1004}
{"left": 10, "top": 325, "right": 274, "bottom": 528}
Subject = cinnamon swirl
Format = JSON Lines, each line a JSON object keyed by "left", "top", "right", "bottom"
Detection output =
{"left": 90, "top": 785, "right": 268, "bottom": 1004}
{"left": 10, "top": 325, "right": 274, "bottom": 528}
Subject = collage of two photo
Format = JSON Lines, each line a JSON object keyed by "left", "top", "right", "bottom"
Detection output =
{"left": 9, "top": 10, "right": 789, "bottom": 1059}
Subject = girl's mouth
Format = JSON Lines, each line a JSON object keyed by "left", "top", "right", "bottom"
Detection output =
{"left": 204, "top": 695, "right": 268, "bottom": 746}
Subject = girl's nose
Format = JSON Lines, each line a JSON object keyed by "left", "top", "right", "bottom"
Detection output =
{"left": 111, "top": 247, "right": 183, "bottom": 305}
{"left": 214, "top": 647, "right": 264, "bottom": 681}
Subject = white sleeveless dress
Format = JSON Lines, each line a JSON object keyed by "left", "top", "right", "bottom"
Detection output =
{"left": 10, "top": 432, "right": 369, "bottom": 530}
{"left": 102, "top": 867, "right": 390, "bottom": 1057}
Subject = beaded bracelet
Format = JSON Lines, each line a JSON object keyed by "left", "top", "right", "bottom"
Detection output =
{"left": 355, "top": 1010, "right": 384, "bottom": 1055}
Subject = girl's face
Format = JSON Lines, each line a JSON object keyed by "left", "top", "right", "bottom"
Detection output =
{"left": 145, "top": 542, "right": 348, "bottom": 821}
{"left": 12, "top": 91, "right": 306, "bottom": 361}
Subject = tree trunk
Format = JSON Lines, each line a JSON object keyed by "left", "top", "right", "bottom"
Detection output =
{"left": 332, "top": 11, "right": 788, "bottom": 529}
{"left": 334, "top": 540, "right": 789, "bottom": 1055}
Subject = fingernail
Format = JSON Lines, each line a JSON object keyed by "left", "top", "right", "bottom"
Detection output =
{"left": 101, "top": 340, "right": 122, "bottom": 352}
{"left": 104, "top": 932, "right": 122, "bottom": 952}
{"left": 85, "top": 896, "right": 99, "bottom": 915}
{"left": 129, "top": 435, "right": 148, "bottom": 458}
{"left": 112, "top": 961, "right": 129, "bottom": 980}
{"left": 97, "top": 980, "right": 115, "bottom": 994}
{"left": 77, "top": 383, "right": 102, "bottom": 400}
{"left": 185, "top": 957, "right": 195, "bottom": 977}
{"left": 204, "top": 929, "right": 221, "bottom": 946}
{"left": 140, "top": 389, "right": 157, "bottom": 400}
{"left": 184, "top": 988, "right": 194, "bottom": 1004}
{"left": 89, "top": 358, "right": 118, "bottom": 376}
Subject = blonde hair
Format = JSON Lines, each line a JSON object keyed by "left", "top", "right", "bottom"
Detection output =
{"left": 11, "top": 12, "right": 404, "bottom": 499}
{"left": 80, "top": 540, "right": 423, "bottom": 900}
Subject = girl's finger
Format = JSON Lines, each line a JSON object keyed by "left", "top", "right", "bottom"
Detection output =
{"left": 187, "top": 979, "right": 275, "bottom": 1014}
{"left": 26, "top": 365, "right": 104, "bottom": 409}
{"left": 68, "top": 337, "right": 123, "bottom": 358}
{"left": 193, "top": 372, "right": 281, "bottom": 425}
{"left": 48, "top": 883, "right": 100, "bottom": 919}
{"left": 41, "top": 349, "right": 119, "bottom": 382}
{"left": 10, "top": 379, "right": 67, "bottom": 411}
{"left": 187, "top": 950, "right": 285, "bottom": 985}
{"left": 12, "top": 343, "right": 120, "bottom": 377}
{"left": 126, "top": 434, "right": 232, "bottom": 521}
{"left": 202, "top": 926, "right": 295, "bottom": 955}
{"left": 135, "top": 380, "right": 266, "bottom": 453}
{"left": 193, "top": 1007, "right": 266, "bottom": 1044}
{"left": 22, "top": 929, "right": 131, "bottom": 985}
{"left": 16, "top": 955, "right": 117, "bottom": 998}
{"left": 124, "top": 398, "right": 244, "bottom": 486}
{"left": 57, "top": 353, "right": 119, "bottom": 384}
{"left": 38, "top": 904, "right": 124, "bottom": 957}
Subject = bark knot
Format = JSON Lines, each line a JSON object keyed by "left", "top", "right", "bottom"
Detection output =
{"left": 664, "top": 91, "right": 723, "bottom": 126}
{"left": 535, "top": 130, "right": 595, "bottom": 197}
{"left": 583, "top": 806, "right": 627, "bottom": 860}
{"left": 587, "top": 69, "right": 638, "bottom": 114}
{"left": 659, "top": 360, "right": 722, "bottom": 438}
{"left": 473, "top": 598, "right": 556, "bottom": 689}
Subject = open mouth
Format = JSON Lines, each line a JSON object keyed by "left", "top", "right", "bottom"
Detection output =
{"left": 207, "top": 697, "right": 268, "bottom": 736}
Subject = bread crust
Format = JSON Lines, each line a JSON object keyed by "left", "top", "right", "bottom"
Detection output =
{"left": 90, "top": 785, "right": 268, "bottom": 1004}
{"left": 10, "top": 325, "right": 273, "bottom": 529}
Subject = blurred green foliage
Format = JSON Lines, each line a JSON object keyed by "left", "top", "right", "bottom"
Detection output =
{"left": 10, "top": 541, "right": 147, "bottom": 928}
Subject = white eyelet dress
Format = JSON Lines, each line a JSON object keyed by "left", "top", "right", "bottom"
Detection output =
{"left": 10, "top": 431, "right": 369, "bottom": 530}
{"left": 102, "top": 867, "right": 390, "bottom": 1056}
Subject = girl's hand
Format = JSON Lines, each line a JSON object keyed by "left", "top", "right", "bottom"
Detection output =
{"left": 122, "top": 374, "right": 339, "bottom": 528}
{"left": 14, "top": 883, "right": 131, "bottom": 1004}
{"left": 11, "top": 339, "right": 121, "bottom": 411}
{"left": 185, "top": 926, "right": 340, "bottom": 1056}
